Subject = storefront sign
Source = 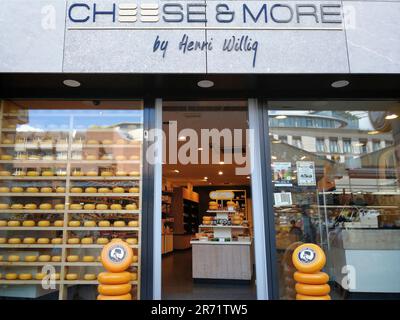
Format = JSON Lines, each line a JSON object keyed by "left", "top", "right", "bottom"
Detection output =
{"left": 274, "top": 192, "right": 293, "bottom": 206}
{"left": 209, "top": 190, "right": 235, "bottom": 200}
{"left": 296, "top": 161, "right": 316, "bottom": 186}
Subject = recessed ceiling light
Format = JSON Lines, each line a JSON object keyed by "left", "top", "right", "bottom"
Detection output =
{"left": 63, "top": 79, "right": 81, "bottom": 88}
{"left": 331, "top": 80, "right": 349, "bottom": 88}
{"left": 173, "top": 169, "right": 180, "bottom": 173}
{"left": 271, "top": 156, "right": 277, "bottom": 160}
{"left": 178, "top": 136, "right": 186, "bottom": 141}
{"left": 218, "top": 171, "right": 223, "bottom": 175}
{"left": 385, "top": 113, "right": 399, "bottom": 120}
{"left": 300, "top": 156, "right": 307, "bottom": 160}
{"left": 204, "top": 176, "right": 208, "bottom": 180}
{"left": 219, "top": 161, "right": 224, "bottom": 165}
{"left": 246, "top": 176, "right": 250, "bottom": 179}
{"left": 198, "top": 147, "right": 203, "bottom": 151}
{"left": 197, "top": 80, "right": 214, "bottom": 88}
{"left": 368, "top": 130, "right": 380, "bottom": 135}
{"left": 275, "top": 115, "right": 287, "bottom": 120}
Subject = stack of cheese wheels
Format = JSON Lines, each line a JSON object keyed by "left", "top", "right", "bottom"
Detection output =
{"left": 202, "top": 216, "right": 213, "bottom": 225}
{"left": 208, "top": 201, "right": 218, "bottom": 210}
{"left": 292, "top": 243, "right": 331, "bottom": 300}
{"left": 231, "top": 214, "right": 243, "bottom": 226}
{"left": 97, "top": 239, "right": 133, "bottom": 300}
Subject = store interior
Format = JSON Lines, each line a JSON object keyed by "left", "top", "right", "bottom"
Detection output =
{"left": 161, "top": 101, "right": 256, "bottom": 300}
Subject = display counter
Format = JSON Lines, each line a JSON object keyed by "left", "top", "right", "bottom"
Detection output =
{"left": 330, "top": 229, "right": 400, "bottom": 293}
{"left": 191, "top": 240, "right": 253, "bottom": 281}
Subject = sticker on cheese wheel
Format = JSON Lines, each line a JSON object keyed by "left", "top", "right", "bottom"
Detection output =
{"left": 101, "top": 239, "right": 133, "bottom": 272}
{"left": 295, "top": 283, "right": 331, "bottom": 296}
{"left": 97, "top": 293, "right": 132, "bottom": 300}
{"left": 98, "top": 272, "right": 131, "bottom": 285}
{"left": 296, "top": 294, "right": 331, "bottom": 300}
{"left": 294, "top": 271, "right": 329, "bottom": 285}
{"left": 292, "top": 243, "right": 326, "bottom": 273}
{"left": 98, "top": 283, "right": 132, "bottom": 296}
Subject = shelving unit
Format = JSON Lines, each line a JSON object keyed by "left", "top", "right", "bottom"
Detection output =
{"left": 0, "top": 103, "right": 143, "bottom": 300}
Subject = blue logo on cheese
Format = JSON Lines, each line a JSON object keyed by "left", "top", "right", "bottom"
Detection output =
{"left": 109, "top": 245, "right": 126, "bottom": 263}
{"left": 298, "top": 247, "right": 316, "bottom": 264}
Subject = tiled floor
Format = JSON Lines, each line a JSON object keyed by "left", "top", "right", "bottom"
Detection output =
{"left": 162, "top": 249, "right": 257, "bottom": 300}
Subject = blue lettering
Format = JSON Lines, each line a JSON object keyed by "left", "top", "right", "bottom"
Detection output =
{"left": 68, "top": 3, "right": 90, "bottom": 23}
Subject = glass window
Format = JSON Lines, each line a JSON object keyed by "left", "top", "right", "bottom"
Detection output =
{"left": 343, "top": 139, "right": 353, "bottom": 154}
{"left": 373, "top": 140, "right": 381, "bottom": 152}
{"left": 0, "top": 100, "right": 143, "bottom": 300}
{"left": 329, "top": 138, "right": 340, "bottom": 153}
{"left": 316, "top": 138, "right": 326, "bottom": 153}
{"left": 292, "top": 137, "right": 302, "bottom": 149}
{"left": 359, "top": 139, "right": 368, "bottom": 154}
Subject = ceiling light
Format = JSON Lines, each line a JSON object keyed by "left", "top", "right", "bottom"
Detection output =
{"left": 275, "top": 115, "right": 287, "bottom": 120}
{"left": 271, "top": 156, "right": 277, "bottom": 160}
{"left": 368, "top": 130, "right": 380, "bottom": 135}
{"left": 385, "top": 113, "right": 399, "bottom": 120}
{"left": 331, "top": 80, "right": 349, "bottom": 88}
{"left": 204, "top": 176, "right": 208, "bottom": 180}
{"left": 63, "top": 79, "right": 81, "bottom": 88}
{"left": 197, "top": 80, "right": 214, "bottom": 88}
{"left": 218, "top": 171, "right": 223, "bottom": 175}
{"left": 272, "top": 140, "right": 281, "bottom": 144}
{"left": 246, "top": 176, "right": 250, "bottom": 179}
{"left": 300, "top": 156, "right": 307, "bottom": 160}
{"left": 173, "top": 169, "right": 180, "bottom": 173}
{"left": 178, "top": 136, "right": 186, "bottom": 141}
{"left": 198, "top": 147, "right": 203, "bottom": 151}
{"left": 219, "top": 161, "right": 224, "bottom": 165}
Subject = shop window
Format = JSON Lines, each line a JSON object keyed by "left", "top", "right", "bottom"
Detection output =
{"left": 372, "top": 140, "right": 381, "bottom": 152}
{"left": 316, "top": 138, "right": 326, "bottom": 153}
{"left": 292, "top": 136, "right": 302, "bottom": 149}
{"left": 329, "top": 138, "right": 340, "bottom": 153}
{"left": 343, "top": 138, "right": 353, "bottom": 154}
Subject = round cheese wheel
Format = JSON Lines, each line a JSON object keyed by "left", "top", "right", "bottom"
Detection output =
{"left": 83, "top": 204, "right": 96, "bottom": 210}
{"left": 0, "top": 154, "right": 13, "bottom": 160}
{"left": 65, "top": 273, "right": 78, "bottom": 280}
{"left": 54, "top": 204, "right": 65, "bottom": 210}
{"left": 86, "top": 139, "right": 98, "bottom": 145}
{"left": 98, "top": 221, "right": 110, "bottom": 227}
{"left": 67, "top": 255, "right": 79, "bottom": 262}
{"left": 129, "top": 171, "right": 140, "bottom": 177}
{"left": 125, "top": 204, "right": 138, "bottom": 210}
{"left": 35, "top": 273, "right": 45, "bottom": 280}
{"left": 294, "top": 271, "right": 329, "bottom": 285}
{"left": 132, "top": 256, "right": 138, "bottom": 263}
{"left": 209, "top": 201, "right": 218, "bottom": 206}
{"left": 98, "top": 187, "right": 110, "bottom": 193}
{"left": 129, "top": 155, "right": 140, "bottom": 160}
{"left": 0, "top": 238, "right": 6, "bottom": 244}
{"left": 0, "top": 187, "right": 10, "bottom": 193}
{"left": 96, "top": 204, "right": 108, "bottom": 210}
{"left": 128, "top": 187, "right": 139, "bottom": 193}
{"left": 126, "top": 238, "right": 138, "bottom": 245}
{"left": 53, "top": 220, "right": 64, "bottom": 227}
{"left": 70, "top": 187, "right": 83, "bottom": 193}
{"left": 53, "top": 273, "right": 60, "bottom": 280}
{"left": 102, "top": 139, "right": 113, "bottom": 145}
{"left": 41, "top": 171, "right": 54, "bottom": 176}
{"left": 96, "top": 237, "right": 109, "bottom": 244}
{"left": 112, "top": 187, "right": 125, "bottom": 193}
{"left": 84, "top": 221, "right": 96, "bottom": 227}
{"left": 24, "top": 203, "right": 37, "bottom": 210}
{"left": 67, "top": 238, "right": 80, "bottom": 244}
{"left": 7, "top": 220, "right": 21, "bottom": 227}
{"left": 84, "top": 274, "right": 97, "bottom": 281}
{"left": 82, "top": 256, "right": 95, "bottom": 262}
{"left": 116, "top": 171, "right": 127, "bottom": 176}
{"left": 81, "top": 237, "right": 93, "bottom": 244}
{"left": 97, "top": 293, "right": 132, "bottom": 300}
{"left": 128, "top": 221, "right": 139, "bottom": 228}
{"left": 37, "top": 238, "right": 50, "bottom": 244}
{"left": 116, "top": 139, "right": 126, "bottom": 145}
{"left": 98, "top": 272, "right": 131, "bottom": 284}
{"left": 8, "top": 255, "right": 20, "bottom": 262}
{"left": 113, "top": 221, "right": 126, "bottom": 227}
{"left": 86, "top": 155, "right": 98, "bottom": 160}
{"left": 296, "top": 294, "right": 331, "bottom": 300}
{"left": 27, "top": 171, "right": 39, "bottom": 177}
{"left": 84, "top": 187, "right": 97, "bottom": 193}
{"left": 98, "top": 283, "right": 132, "bottom": 296}
{"left": 8, "top": 238, "right": 21, "bottom": 244}
{"left": 72, "top": 170, "right": 84, "bottom": 176}
{"left": 0, "top": 171, "right": 11, "bottom": 176}
{"left": 292, "top": 244, "right": 326, "bottom": 273}
{"left": 115, "top": 155, "right": 126, "bottom": 161}
{"left": 86, "top": 171, "right": 98, "bottom": 176}
{"left": 55, "top": 187, "right": 66, "bottom": 193}
{"left": 11, "top": 203, "right": 23, "bottom": 209}
{"left": 101, "top": 171, "right": 113, "bottom": 177}
{"left": 0, "top": 220, "right": 7, "bottom": 227}
{"left": 11, "top": 187, "right": 23, "bottom": 193}
{"left": 18, "top": 273, "right": 33, "bottom": 280}
{"left": 38, "top": 255, "right": 51, "bottom": 262}
{"left": 70, "top": 204, "right": 82, "bottom": 210}
{"left": 110, "top": 204, "right": 122, "bottom": 210}
{"left": 23, "top": 238, "right": 36, "bottom": 244}
{"left": 6, "top": 273, "right": 18, "bottom": 280}
{"left": 295, "top": 283, "right": 331, "bottom": 296}
{"left": 0, "top": 203, "right": 10, "bottom": 209}
{"left": 51, "top": 238, "right": 62, "bottom": 244}
{"left": 39, "top": 203, "right": 52, "bottom": 210}
{"left": 51, "top": 256, "right": 61, "bottom": 262}
{"left": 24, "top": 255, "right": 37, "bottom": 262}
{"left": 101, "top": 239, "right": 133, "bottom": 273}
{"left": 130, "top": 272, "right": 138, "bottom": 281}
{"left": 40, "top": 187, "right": 53, "bottom": 193}
{"left": 37, "top": 220, "right": 50, "bottom": 227}
{"left": 68, "top": 220, "right": 81, "bottom": 227}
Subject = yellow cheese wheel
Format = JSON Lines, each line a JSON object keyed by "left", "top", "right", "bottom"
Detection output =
{"left": 6, "top": 273, "right": 18, "bottom": 280}
{"left": 209, "top": 201, "right": 218, "bottom": 206}
{"left": 113, "top": 221, "right": 126, "bottom": 227}
{"left": 55, "top": 187, "right": 66, "bottom": 193}
{"left": 0, "top": 255, "right": 3, "bottom": 261}
{"left": 132, "top": 255, "right": 138, "bottom": 263}
{"left": 40, "top": 187, "right": 53, "bottom": 193}
{"left": 81, "top": 237, "right": 93, "bottom": 244}
{"left": 102, "top": 139, "right": 113, "bottom": 145}
{"left": 130, "top": 272, "right": 138, "bottom": 281}
{"left": 67, "top": 238, "right": 80, "bottom": 244}
{"left": 41, "top": 171, "right": 54, "bottom": 176}
{"left": 51, "top": 256, "right": 61, "bottom": 262}
{"left": 116, "top": 171, "right": 127, "bottom": 176}
{"left": 100, "top": 171, "right": 113, "bottom": 177}
{"left": 27, "top": 171, "right": 39, "bottom": 176}
{"left": 70, "top": 204, "right": 82, "bottom": 210}
{"left": 0, "top": 171, "right": 11, "bottom": 176}
{"left": 116, "top": 139, "right": 126, "bottom": 145}
{"left": 11, "top": 187, "right": 23, "bottom": 193}
{"left": 0, "top": 238, "right": 6, "bottom": 244}
{"left": 72, "top": 170, "right": 85, "bottom": 177}
{"left": 70, "top": 187, "right": 83, "bottom": 193}
{"left": 68, "top": 220, "right": 81, "bottom": 227}
{"left": 129, "top": 171, "right": 140, "bottom": 177}
{"left": 65, "top": 273, "right": 78, "bottom": 280}
{"left": 112, "top": 187, "right": 125, "bottom": 193}
{"left": 67, "top": 255, "right": 79, "bottom": 262}
{"left": 98, "top": 187, "right": 110, "bottom": 193}
{"left": 128, "top": 187, "right": 139, "bottom": 193}
{"left": 39, "top": 203, "right": 52, "bottom": 210}
{"left": 8, "top": 238, "right": 21, "bottom": 244}
{"left": 82, "top": 255, "right": 95, "bottom": 262}
{"left": 11, "top": 203, "right": 23, "bottom": 209}
{"left": 295, "top": 283, "right": 331, "bottom": 296}
{"left": 84, "top": 221, "right": 96, "bottom": 227}
{"left": 0, "top": 203, "right": 10, "bottom": 209}
{"left": 51, "top": 238, "right": 63, "bottom": 244}
{"left": 0, "top": 220, "right": 7, "bottom": 227}
{"left": 86, "top": 170, "right": 98, "bottom": 176}
{"left": 292, "top": 244, "right": 326, "bottom": 274}
{"left": 293, "top": 271, "right": 330, "bottom": 285}
{"left": 115, "top": 155, "right": 126, "bottom": 161}
{"left": 54, "top": 204, "right": 65, "bottom": 210}
{"left": 84, "top": 187, "right": 97, "bottom": 193}
{"left": 296, "top": 294, "right": 331, "bottom": 300}
{"left": 100, "top": 239, "right": 133, "bottom": 273}
{"left": 84, "top": 274, "right": 97, "bottom": 281}
{"left": 38, "top": 255, "right": 51, "bottom": 262}
{"left": 24, "top": 255, "right": 37, "bottom": 262}
{"left": 23, "top": 237, "right": 36, "bottom": 244}
{"left": 97, "top": 293, "right": 132, "bottom": 300}
{"left": 126, "top": 238, "right": 138, "bottom": 245}
{"left": 8, "top": 220, "right": 21, "bottom": 227}
{"left": 85, "top": 154, "right": 98, "bottom": 160}
{"left": 129, "top": 155, "right": 140, "bottom": 160}
{"left": 0, "top": 187, "right": 10, "bottom": 193}
{"left": 37, "top": 238, "right": 50, "bottom": 244}
{"left": 53, "top": 273, "right": 60, "bottom": 280}
{"left": 86, "top": 139, "right": 98, "bottom": 145}
{"left": 98, "top": 283, "right": 132, "bottom": 296}
{"left": 98, "top": 221, "right": 110, "bottom": 227}
{"left": 8, "top": 255, "right": 20, "bottom": 262}
{"left": 24, "top": 203, "right": 37, "bottom": 210}
{"left": 37, "top": 220, "right": 50, "bottom": 227}
{"left": 125, "top": 204, "right": 138, "bottom": 210}
{"left": 18, "top": 273, "right": 33, "bottom": 280}
{"left": 110, "top": 204, "right": 122, "bottom": 210}
{"left": 128, "top": 221, "right": 139, "bottom": 228}
{"left": 35, "top": 273, "right": 45, "bottom": 280}
{"left": 83, "top": 203, "right": 96, "bottom": 210}
{"left": 96, "top": 237, "right": 109, "bottom": 244}
{"left": 53, "top": 220, "right": 64, "bottom": 227}
{"left": 96, "top": 204, "right": 108, "bottom": 210}
{"left": 1, "top": 154, "right": 13, "bottom": 160}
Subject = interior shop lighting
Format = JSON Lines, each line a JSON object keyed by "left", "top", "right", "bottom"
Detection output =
{"left": 368, "top": 130, "right": 380, "bottom": 135}
{"left": 173, "top": 169, "right": 180, "bottom": 173}
{"left": 275, "top": 115, "right": 287, "bottom": 119}
{"left": 218, "top": 171, "right": 223, "bottom": 175}
{"left": 197, "top": 80, "right": 214, "bottom": 88}
{"left": 63, "top": 79, "right": 81, "bottom": 87}
{"left": 219, "top": 161, "right": 225, "bottom": 165}
{"left": 385, "top": 113, "right": 399, "bottom": 120}
{"left": 331, "top": 80, "right": 349, "bottom": 88}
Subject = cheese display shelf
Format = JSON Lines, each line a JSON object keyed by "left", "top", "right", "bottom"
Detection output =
{"left": 0, "top": 102, "right": 143, "bottom": 300}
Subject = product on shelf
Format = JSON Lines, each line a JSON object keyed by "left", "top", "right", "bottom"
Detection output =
{"left": 37, "top": 220, "right": 51, "bottom": 227}
{"left": 128, "top": 221, "right": 138, "bottom": 227}
{"left": 37, "top": 238, "right": 50, "bottom": 244}
{"left": 0, "top": 238, "right": 6, "bottom": 244}
{"left": 125, "top": 203, "right": 138, "bottom": 210}
{"left": 128, "top": 171, "right": 140, "bottom": 177}
{"left": 112, "top": 187, "right": 124, "bottom": 193}
{"left": 70, "top": 187, "right": 83, "bottom": 193}
{"left": 42, "top": 170, "right": 54, "bottom": 176}
{"left": 0, "top": 187, "right": 10, "bottom": 192}
{"left": 113, "top": 221, "right": 126, "bottom": 227}
{"left": 86, "top": 170, "right": 98, "bottom": 176}
{"left": 83, "top": 204, "right": 96, "bottom": 210}
{"left": 67, "top": 238, "right": 80, "bottom": 244}
{"left": 65, "top": 273, "right": 78, "bottom": 280}
{"left": 0, "top": 154, "right": 13, "bottom": 160}
{"left": 24, "top": 256, "right": 37, "bottom": 262}
{"left": 68, "top": 220, "right": 81, "bottom": 227}
{"left": 51, "top": 256, "right": 61, "bottom": 262}
{"left": 67, "top": 255, "right": 79, "bottom": 262}
{"left": 26, "top": 187, "right": 39, "bottom": 193}
{"left": 129, "top": 187, "right": 139, "bottom": 193}
{"left": 126, "top": 238, "right": 138, "bottom": 245}
{"left": 6, "top": 273, "right": 18, "bottom": 280}
{"left": 85, "top": 187, "right": 97, "bottom": 193}
{"left": 0, "top": 203, "right": 9, "bottom": 209}
{"left": 11, "top": 187, "right": 23, "bottom": 193}
{"left": 110, "top": 204, "right": 122, "bottom": 210}
{"left": 83, "top": 255, "right": 95, "bottom": 262}
{"left": 40, "top": 187, "right": 53, "bottom": 193}
{"left": 101, "top": 171, "right": 113, "bottom": 177}
{"left": 19, "top": 273, "right": 33, "bottom": 280}
{"left": 98, "top": 187, "right": 111, "bottom": 193}
{"left": 82, "top": 237, "right": 94, "bottom": 244}
{"left": 8, "top": 255, "right": 20, "bottom": 262}
{"left": 96, "top": 204, "right": 108, "bottom": 210}
{"left": 116, "top": 171, "right": 128, "bottom": 177}
{"left": 84, "top": 221, "right": 96, "bottom": 227}
{"left": 35, "top": 273, "right": 45, "bottom": 280}
{"left": 51, "top": 238, "right": 63, "bottom": 244}
{"left": 56, "top": 187, "right": 66, "bottom": 193}
{"left": 208, "top": 201, "right": 218, "bottom": 210}
{"left": 39, "top": 204, "right": 52, "bottom": 210}
{"left": 11, "top": 204, "right": 23, "bottom": 209}
{"left": 53, "top": 220, "right": 64, "bottom": 227}
{"left": 70, "top": 204, "right": 82, "bottom": 210}
{"left": 96, "top": 238, "right": 109, "bottom": 244}
{"left": 24, "top": 203, "right": 37, "bottom": 210}
{"left": 27, "top": 170, "right": 40, "bottom": 177}
{"left": 38, "top": 255, "right": 51, "bottom": 262}
{"left": 84, "top": 274, "right": 97, "bottom": 280}
{"left": 55, "top": 204, "right": 65, "bottom": 210}
{"left": 0, "top": 220, "right": 6, "bottom": 226}
{"left": 98, "top": 221, "right": 110, "bottom": 227}
{"left": 23, "top": 237, "right": 36, "bottom": 244}
{"left": 8, "top": 238, "right": 21, "bottom": 244}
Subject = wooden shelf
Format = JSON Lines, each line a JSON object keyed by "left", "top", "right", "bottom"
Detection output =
{"left": 0, "top": 176, "right": 66, "bottom": 180}
{"left": 69, "top": 193, "right": 140, "bottom": 197}
{"left": 0, "top": 227, "right": 139, "bottom": 231}
{"left": 70, "top": 176, "right": 140, "bottom": 181}
{"left": 69, "top": 160, "right": 140, "bottom": 164}
{"left": 0, "top": 280, "right": 138, "bottom": 285}
{"left": 0, "top": 209, "right": 140, "bottom": 214}
{"left": 0, "top": 160, "right": 67, "bottom": 164}
{"left": 0, "top": 193, "right": 66, "bottom": 197}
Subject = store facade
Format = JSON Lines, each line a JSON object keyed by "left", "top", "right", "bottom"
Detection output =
{"left": 0, "top": 0, "right": 400, "bottom": 300}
